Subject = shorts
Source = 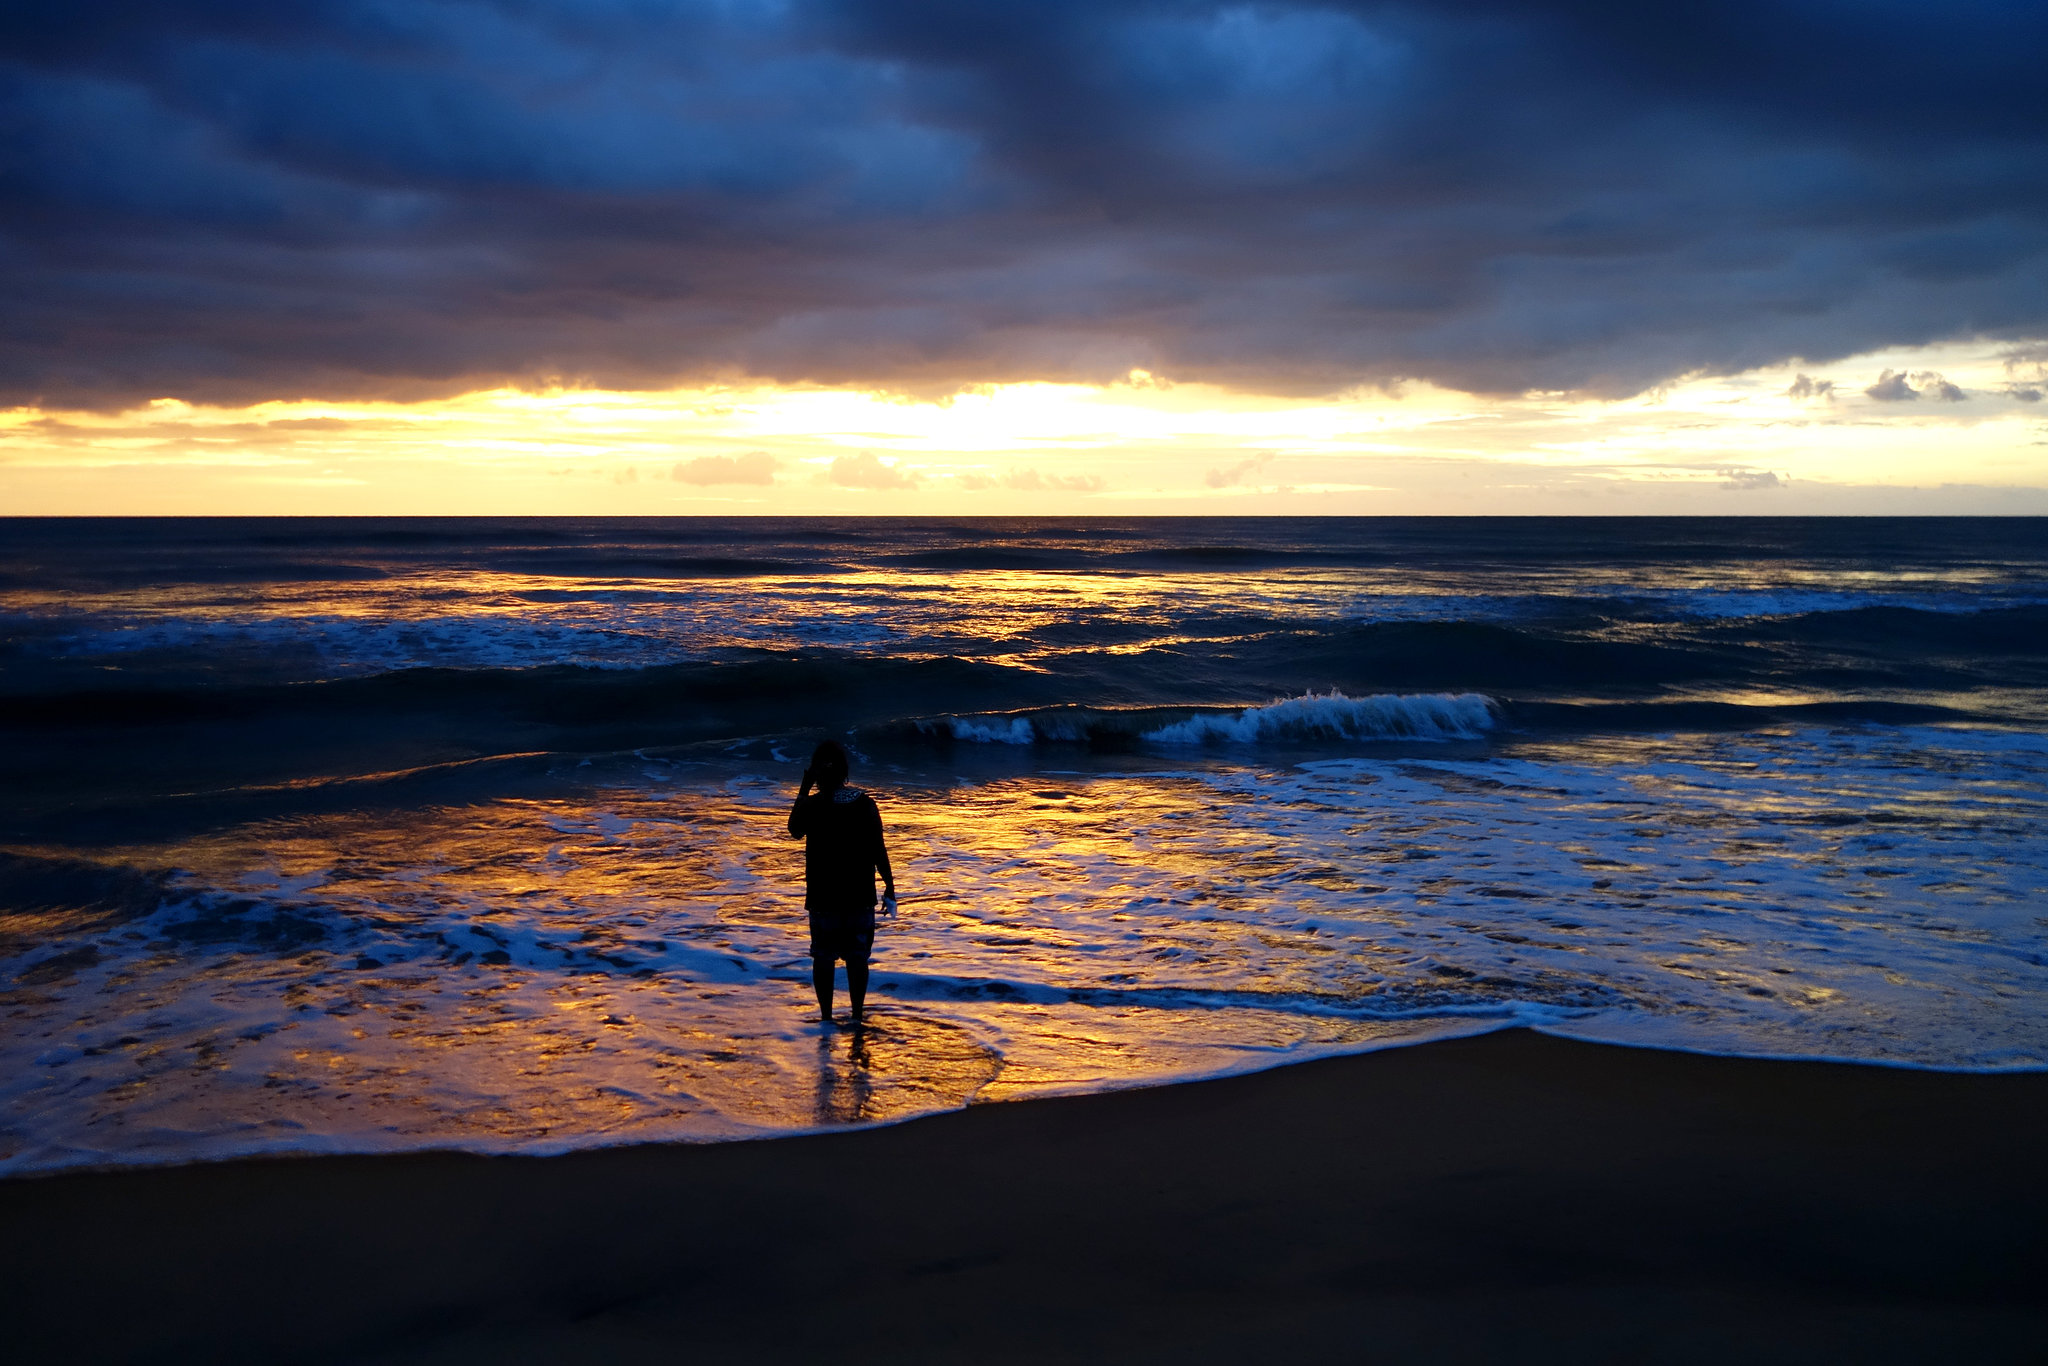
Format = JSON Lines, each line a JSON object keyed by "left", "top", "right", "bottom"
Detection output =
{"left": 808, "top": 911, "right": 875, "bottom": 966}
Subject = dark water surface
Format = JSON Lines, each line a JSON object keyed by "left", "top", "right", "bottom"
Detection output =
{"left": 4, "top": 517, "right": 2045, "bottom": 1170}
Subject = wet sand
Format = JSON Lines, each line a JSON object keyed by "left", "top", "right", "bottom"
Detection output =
{"left": 5, "top": 1028, "right": 2045, "bottom": 1364}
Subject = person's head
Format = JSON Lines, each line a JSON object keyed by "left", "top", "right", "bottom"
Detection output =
{"left": 808, "top": 739, "right": 850, "bottom": 792}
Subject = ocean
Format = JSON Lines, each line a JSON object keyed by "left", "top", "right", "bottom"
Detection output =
{"left": 2, "top": 516, "right": 2045, "bottom": 1172}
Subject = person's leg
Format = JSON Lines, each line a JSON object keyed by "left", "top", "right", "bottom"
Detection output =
{"left": 812, "top": 956, "right": 835, "bottom": 1022}
{"left": 846, "top": 960, "right": 868, "bottom": 1022}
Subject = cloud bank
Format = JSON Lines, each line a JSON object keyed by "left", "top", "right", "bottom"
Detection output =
{"left": 828, "top": 451, "right": 916, "bottom": 489}
{"left": 1866, "top": 369, "right": 1968, "bottom": 402}
{"left": 672, "top": 451, "right": 778, "bottom": 484}
{"left": 4, "top": 1, "right": 2046, "bottom": 408}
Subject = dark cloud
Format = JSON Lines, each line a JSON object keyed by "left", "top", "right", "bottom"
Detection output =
{"left": 673, "top": 451, "right": 778, "bottom": 484}
{"left": 1867, "top": 368, "right": 1966, "bottom": 401}
{"left": 1785, "top": 373, "right": 1833, "bottom": 400}
{"left": 4, "top": 1, "right": 2046, "bottom": 408}
{"left": 2002, "top": 347, "right": 2047, "bottom": 400}
{"left": 1720, "top": 468, "right": 1782, "bottom": 490}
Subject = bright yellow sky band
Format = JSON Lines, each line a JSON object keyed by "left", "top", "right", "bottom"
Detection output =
{"left": 4, "top": 340, "right": 2044, "bottom": 515}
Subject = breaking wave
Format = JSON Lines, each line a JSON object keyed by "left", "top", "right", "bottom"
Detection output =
{"left": 932, "top": 691, "right": 1496, "bottom": 747}
{"left": 1142, "top": 691, "right": 1496, "bottom": 743}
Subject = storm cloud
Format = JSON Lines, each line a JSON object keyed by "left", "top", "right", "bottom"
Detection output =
{"left": 3, "top": 1, "right": 2045, "bottom": 408}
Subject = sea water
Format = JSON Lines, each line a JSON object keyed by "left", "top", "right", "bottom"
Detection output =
{"left": 2, "top": 517, "right": 2044, "bottom": 1171}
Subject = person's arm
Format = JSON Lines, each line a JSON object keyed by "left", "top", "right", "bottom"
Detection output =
{"left": 787, "top": 768, "right": 815, "bottom": 839}
{"left": 869, "top": 798, "right": 896, "bottom": 901}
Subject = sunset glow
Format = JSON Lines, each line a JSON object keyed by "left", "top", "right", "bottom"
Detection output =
{"left": 7, "top": 340, "right": 2045, "bottom": 515}
{"left": 6, "top": 4, "right": 2048, "bottom": 1355}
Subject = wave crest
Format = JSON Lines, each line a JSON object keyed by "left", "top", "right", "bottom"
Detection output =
{"left": 1143, "top": 691, "right": 1496, "bottom": 744}
{"left": 945, "top": 716, "right": 1041, "bottom": 745}
{"left": 932, "top": 691, "right": 1496, "bottom": 748}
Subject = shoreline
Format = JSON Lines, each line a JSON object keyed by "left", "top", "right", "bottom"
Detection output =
{"left": 13, "top": 1016, "right": 2046, "bottom": 1181}
{"left": 6, "top": 1027, "right": 2046, "bottom": 1363}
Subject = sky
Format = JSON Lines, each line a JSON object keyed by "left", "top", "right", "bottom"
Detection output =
{"left": 4, "top": 1, "right": 2045, "bottom": 514}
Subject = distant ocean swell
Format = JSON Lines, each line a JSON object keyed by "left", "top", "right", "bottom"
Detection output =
{"left": 18, "top": 532, "right": 2048, "bottom": 585}
{"left": 12, "top": 601, "right": 2048, "bottom": 673}
{"left": 10, "top": 601, "right": 2041, "bottom": 745}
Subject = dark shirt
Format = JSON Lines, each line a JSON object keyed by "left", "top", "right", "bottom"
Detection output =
{"left": 788, "top": 787, "right": 886, "bottom": 913}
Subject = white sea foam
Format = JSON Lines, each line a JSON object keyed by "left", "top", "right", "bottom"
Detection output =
{"left": 948, "top": 717, "right": 1038, "bottom": 744}
{"left": 936, "top": 693, "right": 1497, "bottom": 747}
{"left": 1641, "top": 587, "right": 2048, "bottom": 620}
{"left": 1142, "top": 691, "right": 1496, "bottom": 744}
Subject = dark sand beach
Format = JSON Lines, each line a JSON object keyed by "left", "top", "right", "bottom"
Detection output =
{"left": 5, "top": 1029, "right": 2045, "bottom": 1364}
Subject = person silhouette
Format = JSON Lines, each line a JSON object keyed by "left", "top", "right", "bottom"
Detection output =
{"left": 787, "top": 740, "right": 896, "bottom": 1025}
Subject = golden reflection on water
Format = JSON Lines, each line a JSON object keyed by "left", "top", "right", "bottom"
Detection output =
{"left": 5, "top": 724, "right": 2046, "bottom": 1169}
{"left": 2, "top": 771, "right": 1453, "bottom": 1162}
{"left": 27, "top": 554, "right": 2019, "bottom": 685}
{"left": 2, "top": 564, "right": 1380, "bottom": 659}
